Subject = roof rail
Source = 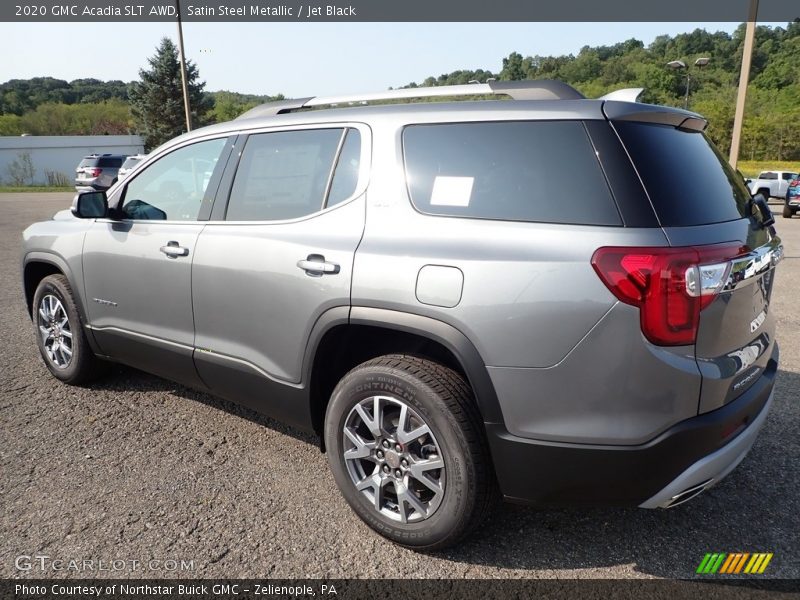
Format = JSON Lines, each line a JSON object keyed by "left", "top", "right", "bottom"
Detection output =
{"left": 235, "top": 79, "right": 585, "bottom": 120}
{"left": 236, "top": 98, "right": 314, "bottom": 120}
{"left": 599, "top": 88, "right": 645, "bottom": 102}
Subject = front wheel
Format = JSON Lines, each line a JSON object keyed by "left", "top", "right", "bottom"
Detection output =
{"left": 32, "top": 274, "right": 107, "bottom": 384}
{"left": 783, "top": 204, "right": 794, "bottom": 218}
{"left": 324, "top": 354, "right": 495, "bottom": 550}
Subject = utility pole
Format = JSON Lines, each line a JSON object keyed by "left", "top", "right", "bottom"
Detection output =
{"left": 175, "top": 0, "right": 192, "bottom": 132}
{"left": 729, "top": 0, "right": 759, "bottom": 171}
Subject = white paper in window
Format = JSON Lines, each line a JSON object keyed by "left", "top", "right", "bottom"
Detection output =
{"left": 430, "top": 176, "right": 474, "bottom": 207}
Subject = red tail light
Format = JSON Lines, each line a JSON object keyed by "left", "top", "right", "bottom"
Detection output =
{"left": 88, "top": 168, "right": 102, "bottom": 177}
{"left": 591, "top": 244, "right": 745, "bottom": 346}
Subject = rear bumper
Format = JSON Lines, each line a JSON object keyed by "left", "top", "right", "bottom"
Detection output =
{"left": 639, "top": 386, "right": 773, "bottom": 508}
{"left": 487, "top": 345, "right": 778, "bottom": 507}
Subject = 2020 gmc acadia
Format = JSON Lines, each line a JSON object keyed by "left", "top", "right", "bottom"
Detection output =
{"left": 22, "top": 80, "right": 783, "bottom": 549}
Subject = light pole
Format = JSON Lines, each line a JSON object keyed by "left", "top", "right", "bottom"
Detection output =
{"left": 175, "top": 0, "right": 192, "bottom": 132}
{"left": 730, "top": 0, "right": 759, "bottom": 171}
{"left": 666, "top": 57, "right": 710, "bottom": 110}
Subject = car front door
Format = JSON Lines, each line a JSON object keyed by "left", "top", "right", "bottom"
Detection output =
{"left": 191, "top": 125, "right": 368, "bottom": 429}
{"left": 82, "top": 136, "right": 233, "bottom": 387}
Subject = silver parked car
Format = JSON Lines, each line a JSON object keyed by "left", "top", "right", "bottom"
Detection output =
{"left": 22, "top": 81, "right": 783, "bottom": 550}
{"left": 74, "top": 153, "right": 127, "bottom": 191}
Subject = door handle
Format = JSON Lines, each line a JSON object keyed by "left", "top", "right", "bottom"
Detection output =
{"left": 297, "top": 254, "right": 340, "bottom": 276}
{"left": 160, "top": 241, "right": 190, "bottom": 258}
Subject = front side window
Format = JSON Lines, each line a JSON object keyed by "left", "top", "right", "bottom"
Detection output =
{"left": 226, "top": 128, "right": 356, "bottom": 221}
{"left": 327, "top": 129, "right": 362, "bottom": 208}
{"left": 122, "top": 138, "right": 227, "bottom": 221}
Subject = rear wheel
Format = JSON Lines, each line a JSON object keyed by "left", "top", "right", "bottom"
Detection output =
{"left": 324, "top": 354, "right": 495, "bottom": 550}
{"left": 32, "top": 274, "right": 107, "bottom": 384}
{"left": 784, "top": 204, "right": 794, "bottom": 218}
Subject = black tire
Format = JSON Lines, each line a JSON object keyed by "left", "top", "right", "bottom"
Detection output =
{"left": 32, "top": 274, "right": 107, "bottom": 385}
{"left": 324, "top": 354, "right": 495, "bottom": 550}
{"left": 783, "top": 204, "right": 793, "bottom": 218}
{"left": 758, "top": 188, "right": 771, "bottom": 201}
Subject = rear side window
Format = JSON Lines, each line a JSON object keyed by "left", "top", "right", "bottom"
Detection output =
{"left": 615, "top": 122, "right": 749, "bottom": 227}
{"left": 760, "top": 172, "right": 778, "bottom": 180}
{"left": 402, "top": 121, "right": 621, "bottom": 226}
{"left": 226, "top": 128, "right": 348, "bottom": 221}
{"left": 78, "top": 158, "right": 99, "bottom": 168}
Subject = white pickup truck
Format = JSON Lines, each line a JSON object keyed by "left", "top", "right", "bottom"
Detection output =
{"left": 748, "top": 170, "right": 799, "bottom": 200}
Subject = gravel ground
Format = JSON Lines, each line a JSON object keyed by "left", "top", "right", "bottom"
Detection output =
{"left": 1, "top": 192, "right": 798, "bottom": 580}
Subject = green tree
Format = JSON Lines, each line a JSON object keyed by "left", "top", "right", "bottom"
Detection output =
{"left": 0, "top": 113, "right": 24, "bottom": 135}
{"left": 128, "top": 37, "right": 212, "bottom": 151}
{"left": 210, "top": 93, "right": 258, "bottom": 122}
{"left": 500, "top": 52, "right": 527, "bottom": 81}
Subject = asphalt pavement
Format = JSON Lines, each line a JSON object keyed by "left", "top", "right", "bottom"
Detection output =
{"left": 1, "top": 192, "right": 798, "bottom": 580}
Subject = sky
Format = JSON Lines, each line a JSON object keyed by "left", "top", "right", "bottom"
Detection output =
{"left": 0, "top": 22, "right": 788, "bottom": 97}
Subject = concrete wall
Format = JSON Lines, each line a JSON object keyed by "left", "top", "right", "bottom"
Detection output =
{"left": 0, "top": 135, "right": 144, "bottom": 186}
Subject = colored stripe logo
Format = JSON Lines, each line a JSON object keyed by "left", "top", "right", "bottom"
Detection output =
{"left": 696, "top": 553, "right": 773, "bottom": 574}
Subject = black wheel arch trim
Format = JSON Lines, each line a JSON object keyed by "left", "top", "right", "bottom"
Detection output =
{"left": 345, "top": 306, "right": 504, "bottom": 425}
{"left": 22, "top": 251, "right": 101, "bottom": 354}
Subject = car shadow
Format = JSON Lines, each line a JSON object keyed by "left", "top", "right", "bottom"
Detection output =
{"left": 87, "top": 363, "right": 318, "bottom": 447}
{"left": 84, "top": 364, "right": 798, "bottom": 579}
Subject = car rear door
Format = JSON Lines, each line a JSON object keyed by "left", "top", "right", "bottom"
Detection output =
{"left": 82, "top": 136, "right": 233, "bottom": 387}
{"left": 612, "top": 117, "right": 782, "bottom": 414}
{"left": 191, "top": 125, "right": 368, "bottom": 430}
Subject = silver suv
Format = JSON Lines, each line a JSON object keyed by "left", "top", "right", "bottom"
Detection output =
{"left": 22, "top": 81, "right": 783, "bottom": 550}
{"left": 74, "top": 153, "right": 127, "bottom": 191}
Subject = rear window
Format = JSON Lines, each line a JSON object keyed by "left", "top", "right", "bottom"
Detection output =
{"left": 121, "top": 157, "right": 143, "bottom": 169}
{"left": 615, "top": 122, "right": 749, "bottom": 227}
{"left": 78, "top": 157, "right": 99, "bottom": 168}
{"left": 98, "top": 157, "right": 123, "bottom": 168}
{"left": 402, "top": 121, "right": 621, "bottom": 226}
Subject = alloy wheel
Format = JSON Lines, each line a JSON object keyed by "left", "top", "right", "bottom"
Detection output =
{"left": 37, "top": 294, "right": 73, "bottom": 369}
{"left": 342, "top": 395, "right": 445, "bottom": 523}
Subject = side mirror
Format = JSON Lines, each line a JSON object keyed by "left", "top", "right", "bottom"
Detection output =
{"left": 751, "top": 193, "right": 775, "bottom": 229}
{"left": 71, "top": 190, "right": 108, "bottom": 219}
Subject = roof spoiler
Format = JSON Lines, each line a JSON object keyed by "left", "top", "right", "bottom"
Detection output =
{"left": 603, "top": 100, "right": 708, "bottom": 132}
{"left": 599, "top": 88, "right": 645, "bottom": 102}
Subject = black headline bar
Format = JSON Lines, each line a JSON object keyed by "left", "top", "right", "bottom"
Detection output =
{"left": 2, "top": 0, "right": 800, "bottom": 22}
{"left": 3, "top": 579, "right": 800, "bottom": 600}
